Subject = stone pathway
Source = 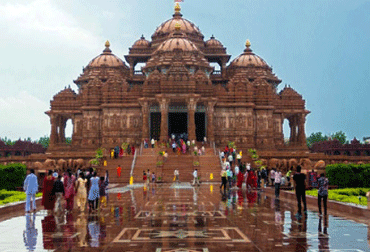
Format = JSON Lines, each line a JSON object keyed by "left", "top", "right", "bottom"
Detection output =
{"left": 0, "top": 183, "right": 369, "bottom": 251}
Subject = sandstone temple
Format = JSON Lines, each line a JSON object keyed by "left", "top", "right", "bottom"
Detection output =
{"left": 46, "top": 4, "right": 309, "bottom": 152}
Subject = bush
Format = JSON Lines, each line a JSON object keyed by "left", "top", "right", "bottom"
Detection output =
{"left": 0, "top": 163, "right": 27, "bottom": 190}
{"left": 306, "top": 188, "right": 370, "bottom": 206}
{"left": 326, "top": 164, "right": 370, "bottom": 188}
{"left": 0, "top": 190, "right": 42, "bottom": 205}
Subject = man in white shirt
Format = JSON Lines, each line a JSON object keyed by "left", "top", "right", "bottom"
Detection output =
{"left": 192, "top": 169, "right": 199, "bottom": 186}
{"left": 274, "top": 169, "right": 282, "bottom": 198}
{"left": 23, "top": 169, "right": 39, "bottom": 213}
{"left": 228, "top": 154, "right": 233, "bottom": 167}
{"left": 151, "top": 138, "right": 155, "bottom": 148}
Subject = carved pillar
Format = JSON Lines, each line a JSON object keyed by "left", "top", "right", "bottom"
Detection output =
{"left": 289, "top": 116, "right": 297, "bottom": 145}
{"left": 59, "top": 117, "right": 67, "bottom": 144}
{"left": 221, "top": 60, "right": 227, "bottom": 78}
{"left": 187, "top": 98, "right": 198, "bottom": 141}
{"left": 297, "top": 114, "right": 307, "bottom": 146}
{"left": 49, "top": 114, "right": 58, "bottom": 146}
{"left": 159, "top": 98, "right": 169, "bottom": 141}
{"left": 206, "top": 101, "right": 217, "bottom": 142}
{"left": 139, "top": 100, "right": 150, "bottom": 141}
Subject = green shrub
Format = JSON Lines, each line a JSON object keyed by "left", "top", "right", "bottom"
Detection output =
{"left": 0, "top": 190, "right": 42, "bottom": 205}
{"left": 306, "top": 188, "right": 370, "bottom": 206}
{"left": 0, "top": 163, "right": 27, "bottom": 190}
{"left": 326, "top": 164, "right": 370, "bottom": 188}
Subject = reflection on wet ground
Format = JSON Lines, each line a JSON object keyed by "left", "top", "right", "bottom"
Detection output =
{"left": 0, "top": 183, "right": 369, "bottom": 251}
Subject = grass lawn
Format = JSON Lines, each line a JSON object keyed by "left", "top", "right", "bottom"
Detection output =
{"left": 0, "top": 189, "right": 43, "bottom": 206}
{"left": 306, "top": 188, "right": 370, "bottom": 206}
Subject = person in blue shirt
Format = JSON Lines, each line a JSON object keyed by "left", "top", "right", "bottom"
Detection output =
{"left": 23, "top": 169, "right": 39, "bottom": 213}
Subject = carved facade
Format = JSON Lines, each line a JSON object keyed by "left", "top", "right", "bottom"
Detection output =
{"left": 46, "top": 4, "right": 309, "bottom": 151}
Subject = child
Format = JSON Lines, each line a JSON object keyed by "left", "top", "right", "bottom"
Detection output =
{"left": 99, "top": 177, "right": 108, "bottom": 209}
{"left": 143, "top": 171, "right": 147, "bottom": 186}
{"left": 151, "top": 172, "right": 156, "bottom": 184}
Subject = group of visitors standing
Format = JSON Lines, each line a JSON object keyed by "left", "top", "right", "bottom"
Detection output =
{"left": 111, "top": 145, "right": 135, "bottom": 159}
{"left": 23, "top": 168, "right": 109, "bottom": 214}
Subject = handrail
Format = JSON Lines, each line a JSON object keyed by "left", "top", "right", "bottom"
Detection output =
{"left": 130, "top": 147, "right": 138, "bottom": 177}
{"left": 139, "top": 142, "right": 143, "bottom": 156}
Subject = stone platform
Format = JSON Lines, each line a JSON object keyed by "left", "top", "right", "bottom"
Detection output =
{"left": 0, "top": 183, "right": 369, "bottom": 251}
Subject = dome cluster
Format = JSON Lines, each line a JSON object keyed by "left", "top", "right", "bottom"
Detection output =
{"left": 75, "top": 3, "right": 280, "bottom": 87}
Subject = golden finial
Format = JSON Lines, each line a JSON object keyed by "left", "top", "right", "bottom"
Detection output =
{"left": 245, "top": 39, "right": 251, "bottom": 48}
{"left": 105, "top": 40, "right": 110, "bottom": 48}
{"left": 175, "top": 22, "right": 181, "bottom": 31}
{"left": 175, "top": 2, "right": 181, "bottom": 13}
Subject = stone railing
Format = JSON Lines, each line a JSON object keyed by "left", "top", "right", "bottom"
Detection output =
{"left": 130, "top": 146, "right": 139, "bottom": 177}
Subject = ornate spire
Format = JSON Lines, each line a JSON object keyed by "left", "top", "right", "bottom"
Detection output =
{"left": 244, "top": 39, "right": 252, "bottom": 53}
{"left": 175, "top": 3, "right": 181, "bottom": 13}
{"left": 173, "top": 2, "right": 183, "bottom": 18}
{"left": 103, "top": 40, "right": 112, "bottom": 53}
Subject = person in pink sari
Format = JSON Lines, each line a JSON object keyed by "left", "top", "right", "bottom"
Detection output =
{"left": 182, "top": 143, "right": 186, "bottom": 154}
{"left": 63, "top": 169, "right": 76, "bottom": 212}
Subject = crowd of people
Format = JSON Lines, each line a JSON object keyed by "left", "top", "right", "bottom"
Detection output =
{"left": 23, "top": 168, "right": 109, "bottom": 214}
{"left": 145, "top": 136, "right": 207, "bottom": 156}
{"left": 218, "top": 145, "right": 330, "bottom": 218}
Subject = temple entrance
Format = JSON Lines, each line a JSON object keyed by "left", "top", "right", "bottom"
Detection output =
{"left": 195, "top": 112, "right": 206, "bottom": 142}
{"left": 150, "top": 112, "right": 161, "bottom": 140}
{"left": 168, "top": 112, "right": 188, "bottom": 140}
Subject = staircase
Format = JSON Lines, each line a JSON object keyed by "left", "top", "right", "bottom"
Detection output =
{"left": 132, "top": 143, "right": 222, "bottom": 183}
{"left": 132, "top": 147, "right": 158, "bottom": 183}
{"left": 103, "top": 156, "right": 133, "bottom": 184}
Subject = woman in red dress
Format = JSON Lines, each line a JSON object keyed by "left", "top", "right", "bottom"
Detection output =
{"left": 63, "top": 169, "right": 76, "bottom": 212}
{"left": 42, "top": 170, "right": 55, "bottom": 213}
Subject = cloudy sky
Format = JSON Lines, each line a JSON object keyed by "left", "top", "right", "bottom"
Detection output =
{"left": 0, "top": 0, "right": 369, "bottom": 141}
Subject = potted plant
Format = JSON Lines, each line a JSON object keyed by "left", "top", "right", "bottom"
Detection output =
{"left": 156, "top": 161, "right": 164, "bottom": 167}
{"left": 193, "top": 151, "right": 198, "bottom": 156}
{"left": 193, "top": 161, "right": 200, "bottom": 166}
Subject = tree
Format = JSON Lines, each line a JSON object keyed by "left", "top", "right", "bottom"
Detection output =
{"left": 37, "top": 136, "right": 50, "bottom": 148}
{"left": 306, "top": 132, "right": 328, "bottom": 148}
{"left": 331, "top": 131, "right": 347, "bottom": 144}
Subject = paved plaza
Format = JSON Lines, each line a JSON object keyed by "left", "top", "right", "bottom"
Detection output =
{"left": 0, "top": 183, "right": 369, "bottom": 251}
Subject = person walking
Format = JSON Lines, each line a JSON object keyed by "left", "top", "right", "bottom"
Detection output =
{"left": 228, "top": 153, "right": 233, "bottom": 168}
{"left": 220, "top": 168, "right": 227, "bottom": 194}
{"left": 174, "top": 169, "right": 179, "bottom": 183}
{"left": 116, "top": 165, "right": 122, "bottom": 178}
{"left": 270, "top": 168, "right": 275, "bottom": 186}
{"left": 317, "top": 173, "right": 329, "bottom": 216}
{"left": 226, "top": 167, "right": 233, "bottom": 190}
{"left": 23, "top": 169, "right": 39, "bottom": 213}
{"left": 293, "top": 165, "right": 307, "bottom": 218}
{"left": 274, "top": 168, "right": 282, "bottom": 198}
{"left": 52, "top": 175, "right": 64, "bottom": 214}
{"left": 63, "top": 169, "right": 76, "bottom": 212}
{"left": 41, "top": 170, "right": 55, "bottom": 213}
{"left": 192, "top": 169, "right": 200, "bottom": 186}
{"left": 88, "top": 172, "right": 100, "bottom": 213}
{"left": 75, "top": 173, "right": 87, "bottom": 212}
{"left": 99, "top": 177, "right": 108, "bottom": 210}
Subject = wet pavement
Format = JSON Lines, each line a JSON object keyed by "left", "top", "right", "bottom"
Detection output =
{"left": 1, "top": 183, "right": 369, "bottom": 251}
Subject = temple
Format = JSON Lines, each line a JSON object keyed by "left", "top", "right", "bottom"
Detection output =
{"left": 46, "top": 4, "right": 309, "bottom": 151}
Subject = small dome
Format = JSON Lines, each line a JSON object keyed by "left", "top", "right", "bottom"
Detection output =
{"left": 229, "top": 40, "right": 269, "bottom": 68}
{"left": 205, "top": 35, "right": 223, "bottom": 48}
{"left": 132, "top": 35, "right": 150, "bottom": 48}
{"left": 88, "top": 41, "right": 126, "bottom": 68}
{"left": 156, "top": 37, "right": 199, "bottom": 52}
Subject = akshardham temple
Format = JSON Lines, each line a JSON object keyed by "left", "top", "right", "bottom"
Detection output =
{"left": 46, "top": 4, "right": 309, "bottom": 151}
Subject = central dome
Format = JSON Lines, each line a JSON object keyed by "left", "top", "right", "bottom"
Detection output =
{"left": 151, "top": 4, "right": 204, "bottom": 46}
